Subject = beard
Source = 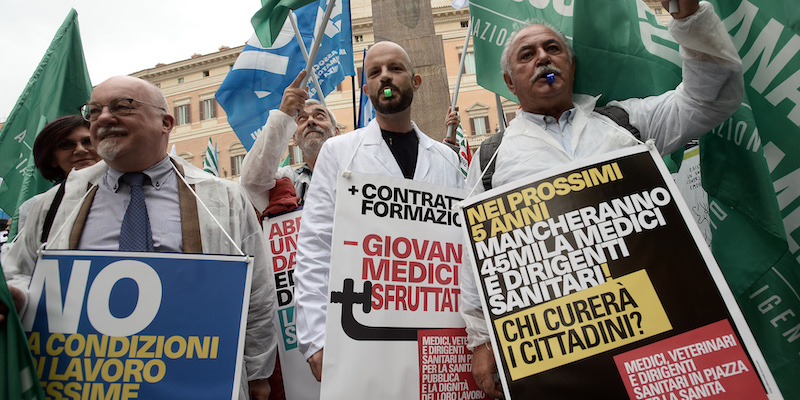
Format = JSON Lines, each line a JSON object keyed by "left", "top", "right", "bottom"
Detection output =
{"left": 298, "top": 126, "right": 332, "bottom": 160}
{"left": 94, "top": 126, "right": 127, "bottom": 161}
{"left": 369, "top": 83, "right": 414, "bottom": 115}
{"left": 96, "top": 141, "right": 120, "bottom": 161}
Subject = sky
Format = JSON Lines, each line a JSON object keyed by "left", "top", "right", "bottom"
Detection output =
{"left": 0, "top": 0, "right": 264, "bottom": 122}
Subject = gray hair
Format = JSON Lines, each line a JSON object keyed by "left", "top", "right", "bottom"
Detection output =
{"left": 500, "top": 20, "right": 575, "bottom": 77}
{"left": 304, "top": 99, "right": 338, "bottom": 129}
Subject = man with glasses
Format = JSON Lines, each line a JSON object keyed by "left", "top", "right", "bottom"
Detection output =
{"left": 2, "top": 76, "right": 279, "bottom": 400}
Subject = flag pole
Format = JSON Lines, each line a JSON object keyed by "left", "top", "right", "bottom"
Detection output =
{"left": 495, "top": 94, "right": 506, "bottom": 134}
{"left": 447, "top": 18, "right": 472, "bottom": 143}
{"left": 290, "top": 11, "right": 327, "bottom": 107}
{"left": 299, "top": 0, "right": 337, "bottom": 89}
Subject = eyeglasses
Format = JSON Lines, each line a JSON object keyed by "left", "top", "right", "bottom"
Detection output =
{"left": 55, "top": 136, "right": 93, "bottom": 151}
{"left": 79, "top": 98, "right": 166, "bottom": 122}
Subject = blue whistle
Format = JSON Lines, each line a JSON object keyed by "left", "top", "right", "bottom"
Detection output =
{"left": 545, "top": 73, "right": 556, "bottom": 83}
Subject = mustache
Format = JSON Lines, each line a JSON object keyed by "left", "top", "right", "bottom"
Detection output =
{"left": 303, "top": 126, "right": 327, "bottom": 137}
{"left": 531, "top": 64, "right": 562, "bottom": 83}
{"left": 95, "top": 126, "right": 126, "bottom": 139}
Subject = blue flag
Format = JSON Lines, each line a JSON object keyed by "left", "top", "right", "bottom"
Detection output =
{"left": 356, "top": 49, "right": 375, "bottom": 129}
{"left": 217, "top": 0, "right": 354, "bottom": 150}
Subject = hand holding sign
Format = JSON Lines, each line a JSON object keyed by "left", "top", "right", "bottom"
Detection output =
{"left": 472, "top": 343, "right": 504, "bottom": 399}
{"left": 0, "top": 284, "right": 25, "bottom": 324}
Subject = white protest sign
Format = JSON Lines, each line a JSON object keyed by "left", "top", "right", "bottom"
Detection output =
{"left": 321, "top": 172, "right": 488, "bottom": 400}
{"left": 264, "top": 209, "right": 321, "bottom": 400}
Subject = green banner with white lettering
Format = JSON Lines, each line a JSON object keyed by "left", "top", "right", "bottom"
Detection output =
{"left": 468, "top": 0, "right": 800, "bottom": 397}
{"left": 0, "top": 9, "right": 92, "bottom": 240}
{"left": 703, "top": 2, "right": 800, "bottom": 399}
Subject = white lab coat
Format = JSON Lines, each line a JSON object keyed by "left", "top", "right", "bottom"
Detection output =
{"left": 460, "top": 1, "right": 744, "bottom": 349}
{"left": 294, "top": 119, "right": 465, "bottom": 359}
{"left": 3, "top": 156, "right": 278, "bottom": 399}
{"left": 240, "top": 109, "right": 311, "bottom": 212}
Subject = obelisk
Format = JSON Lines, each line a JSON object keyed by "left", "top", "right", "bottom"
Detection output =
{"left": 370, "top": 0, "right": 451, "bottom": 141}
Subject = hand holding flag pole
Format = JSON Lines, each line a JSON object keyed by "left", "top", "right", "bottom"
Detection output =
{"left": 447, "top": 17, "right": 472, "bottom": 143}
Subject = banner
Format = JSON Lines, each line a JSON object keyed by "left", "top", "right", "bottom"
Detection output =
{"left": 216, "top": 0, "right": 354, "bottom": 150}
{"left": 0, "top": 9, "right": 92, "bottom": 240}
{"left": 22, "top": 251, "right": 252, "bottom": 400}
{"left": 467, "top": 1, "right": 800, "bottom": 395}
{"left": 321, "top": 172, "right": 488, "bottom": 400}
{"left": 356, "top": 49, "right": 375, "bottom": 129}
{"left": 459, "top": 144, "right": 780, "bottom": 399}
{"left": 252, "top": 0, "right": 317, "bottom": 48}
{"left": 264, "top": 210, "right": 321, "bottom": 399}
{"left": 1, "top": 272, "right": 44, "bottom": 399}
{"left": 698, "top": 3, "right": 800, "bottom": 398}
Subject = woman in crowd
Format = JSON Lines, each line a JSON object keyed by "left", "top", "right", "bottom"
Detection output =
{"left": 16, "top": 115, "right": 101, "bottom": 232}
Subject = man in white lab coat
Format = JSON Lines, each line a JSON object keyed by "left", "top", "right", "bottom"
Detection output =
{"left": 294, "top": 40, "right": 465, "bottom": 381}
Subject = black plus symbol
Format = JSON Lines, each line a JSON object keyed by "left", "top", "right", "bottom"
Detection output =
{"left": 348, "top": 185, "right": 359, "bottom": 195}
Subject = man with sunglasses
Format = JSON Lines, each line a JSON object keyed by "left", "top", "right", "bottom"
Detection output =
{"left": 2, "top": 76, "right": 279, "bottom": 399}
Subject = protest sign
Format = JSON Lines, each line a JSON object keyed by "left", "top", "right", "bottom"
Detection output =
{"left": 264, "top": 210, "right": 321, "bottom": 399}
{"left": 321, "top": 172, "right": 488, "bottom": 400}
{"left": 459, "top": 144, "right": 780, "bottom": 399}
{"left": 22, "top": 250, "right": 252, "bottom": 400}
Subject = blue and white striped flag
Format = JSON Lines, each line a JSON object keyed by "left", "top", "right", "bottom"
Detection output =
{"left": 356, "top": 49, "right": 374, "bottom": 129}
{"left": 216, "top": 0, "right": 354, "bottom": 150}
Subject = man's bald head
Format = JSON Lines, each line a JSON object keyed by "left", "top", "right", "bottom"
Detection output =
{"left": 88, "top": 76, "right": 174, "bottom": 172}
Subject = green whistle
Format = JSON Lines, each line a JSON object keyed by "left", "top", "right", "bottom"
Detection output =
{"left": 384, "top": 88, "right": 392, "bottom": 98}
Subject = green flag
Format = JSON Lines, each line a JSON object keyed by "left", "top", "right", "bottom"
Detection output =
{"left": 468, "top": 0, "right": 800, "bottom": 396}
{"left": 701, "top": 1, "right": 800, "bottom": 398}
{"left": 251, "top": 0, "right": 317, "bottom": 47}
{"left": 1, "top": 273, "right": 45, "bottom": 400}
{"left": 203, "top": 138, "right": 220, "bottom": 176}
{"left": 0, "top": 9, "right": 92, "bottom": 240}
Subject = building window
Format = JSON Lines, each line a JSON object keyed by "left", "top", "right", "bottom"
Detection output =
{"left": 174, "top": 104, "right": 191, "bottom": 125}
{"left": 154, "top": 83, "right": 161, "bottom": 88}
{"left": 203, "top": 70, "right": 210, "bottom": 77}
{"left": 460, "top": 20, "right": 469, "bottom": 28}
{"left": 470, "top": 116, "right": 490, "bottom": 136}
{"left": 178, "top": 152, "right": 194, "bottom": 163}
{"left": 231, "top": 154, "right": 244, "bottom": 176}
{"left": 199, "top": 99, "right": 217, "bottom": 120}
{"left": 229, "top": 142, "right": 246, "bottom": 176}
{"left": 354, "top": 35, "right": 364, "bottom": 42}
{"left": 655, "top": 8, "right": 662, "bottom": 14}
{"left": 177, "top": 77, "right": 184, "bottom": 84}
{"left": 459, "top": 52, "right": 476, "bottom": 74}
{"left": 504, "top": 112, "right": 516, "bottom": 124}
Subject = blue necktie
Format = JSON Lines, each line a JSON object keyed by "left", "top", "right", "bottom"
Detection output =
{"left": 119, "top": 172, "right": 155, "bottom": 252}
